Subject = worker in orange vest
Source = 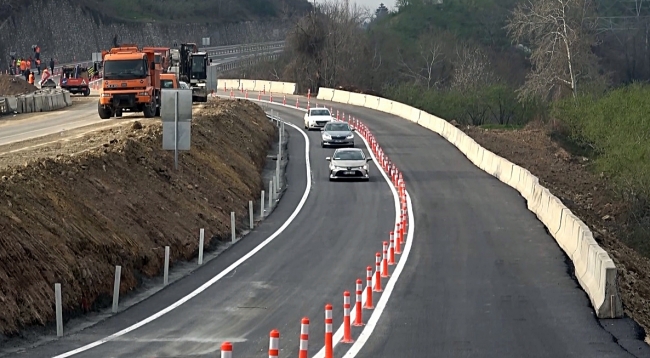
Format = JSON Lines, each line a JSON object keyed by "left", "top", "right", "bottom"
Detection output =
{"left": 28, "top": 72, "right": 34, "bottom": 85}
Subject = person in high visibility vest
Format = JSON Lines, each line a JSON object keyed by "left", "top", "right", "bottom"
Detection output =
{"left": 40, "top": 68, "right": 51, "bottom": 86}
{"left": 28, "top": 72, "right": 34, "bottom": 85}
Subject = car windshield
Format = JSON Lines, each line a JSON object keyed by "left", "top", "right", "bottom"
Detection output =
{"left": 325, "top": 123, "right": 350, "bottom": 131}
{"left": 311, "top": 109, "right": 330, "bottom": 116}
{"left": 103, "top": 59, "right": 147, "bottom": 80}
{"left": 161, "top": 79, "right": 175, "bottom": 88}
{"left": 333, "top": 150, "right": 364, "bottom": 161}
{"left": 191, "top": 55, "right": 206, "bottom": 78}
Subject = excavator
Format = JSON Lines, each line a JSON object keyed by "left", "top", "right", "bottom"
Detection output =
{"left": 97, "top": 44, "right": 162, "bottom": 119}
{"left": 177, "top": 43, "right": 208, "bottom": 102}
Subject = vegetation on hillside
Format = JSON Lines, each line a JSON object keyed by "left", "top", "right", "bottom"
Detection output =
{"left": 0, "top": 0, "right": 312, "bottom": 23}
{"left": 234, "top": 0, "right": 650, "bottom": 259}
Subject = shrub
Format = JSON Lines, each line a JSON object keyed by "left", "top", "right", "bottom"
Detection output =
{"left": 384, "top": 83, "right": 544, "bottom": 126}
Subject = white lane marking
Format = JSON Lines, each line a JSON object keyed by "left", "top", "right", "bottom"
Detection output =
{"left": 53, "top": 118, "right": 312, "bottom": 358}
{"left": 343, "top": 191, "right": 414, "bottom": 357}
{"left": 222, "top": 95, "right": 414, "bottom": 358}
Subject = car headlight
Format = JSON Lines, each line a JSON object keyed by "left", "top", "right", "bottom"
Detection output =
{"left": 346, "top": 134, "right": 354, "bottom": 139}
{"left": 322, "top": 133, "right": 331, "bottom": 139}
{"left": 363, "top": 165, "right": 368, "bottom": 170}
{"left": 138, "top": 92, "right": 148, "bottom": 96}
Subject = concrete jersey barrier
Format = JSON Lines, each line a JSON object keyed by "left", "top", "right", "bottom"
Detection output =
{"left": 1, "top": 89, "right": 72, "bottom": 115}
{"left": 218, "top": 79, "right": 296, "bottom": 95}
{"left": 314, "top": 86, "right": 623, "bottom": 319}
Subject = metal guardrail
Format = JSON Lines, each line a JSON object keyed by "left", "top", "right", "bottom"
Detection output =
{"left": 205, "top": 41, "right": 285, "bottom": 57}
{"left": 0, "top": 97, "right": 6, "bottom": 114}
{"left": 213, "top": 51, "right": 282, "bottom": 73}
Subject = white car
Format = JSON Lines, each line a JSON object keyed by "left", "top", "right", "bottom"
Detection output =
{"left": 304, "top": 107, "right": 334, "bottom": 130}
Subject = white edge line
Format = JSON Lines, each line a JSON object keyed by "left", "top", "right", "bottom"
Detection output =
{"left": 52, "top": 115, "right": 312, "bottom": 357}
{"left": 342, "top": 191, "right": 414, "bottom": 357}
{"left": 221, "top": 95, "right": 413, "bottom": 358}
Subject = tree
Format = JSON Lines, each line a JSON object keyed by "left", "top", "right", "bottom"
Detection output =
{"left": 398, "top": 29, "right": 452, "bottom": 89}
{"left": 450, "top": 41, "right": 495, "bottom": 92}
{"left": 505, "top": 0, "right": 600, "bottom": 100}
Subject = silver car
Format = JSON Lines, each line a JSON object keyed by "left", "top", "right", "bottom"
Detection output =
{"left": 321, "top": 121, "right": 355, "bottom": 148}
{"left": 326, "top": 148, "right": 371, "bottom": 181}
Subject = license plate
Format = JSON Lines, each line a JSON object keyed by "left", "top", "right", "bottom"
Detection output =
{"left": 334, "top": 140, "right": 343, "bottom": 143}
{"left": 344, "top": 171, "right": 354, "bottom": 175}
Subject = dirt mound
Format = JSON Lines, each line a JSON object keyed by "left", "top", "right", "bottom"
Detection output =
{"left": 0, "top": 98, "right": 276, "bottom": 335}
{"left": 463, "top": 123, "right": 650, "bottom": 336}
{"left": 0, "top": 75, "right": 37, "bottom": 96}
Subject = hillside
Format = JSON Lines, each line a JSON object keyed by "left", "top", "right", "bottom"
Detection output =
{"left": 0, "top": 0, "right": 311, "bottom": 65}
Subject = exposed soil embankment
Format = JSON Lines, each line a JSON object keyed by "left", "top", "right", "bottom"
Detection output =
{"left": 0, "top": 98, "right": 276, "bottom": 335}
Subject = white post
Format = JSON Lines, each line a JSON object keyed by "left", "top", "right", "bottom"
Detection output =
{"left": 55, "top": 283, "right": 63, "bottom": 337}
{"left": 164, "top": 246, "right": 170, "bottom": 285}
{"left": 249, "top": 200, "right": 254, "bottom": 229}
{"left": 231, "top": 211, "right": 236, "bottom": 242}
{"left": 269, "top": 180, "right": 273, "bottom": 207}
{"left": 261, "top": 190, "right": 265, "bottom": 218}
{"left": 279, "top": 122, "right": 283, "bottom": 160}
{"left": 198, "top": 228, "right": 205, "bottom": 265}
{"left": 273, "top": 174, "right": 278, "bottom": 198}
{"left": 275, "top": 157, "right": 280, "bottom": 191}
{"left": 112, "top": 265, "right": 121, "bottom": 313}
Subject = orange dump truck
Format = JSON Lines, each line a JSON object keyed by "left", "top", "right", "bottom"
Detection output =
{"left": 98, "top": 45, "right": 162, "bottom": 119}
{"left": 143, "top": 47, "right": 171, "bottom": 72}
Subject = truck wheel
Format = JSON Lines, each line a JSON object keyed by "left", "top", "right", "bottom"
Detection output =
{"left": 115, "top": 109, "right": 123, "bottom": 118}
{"left": 143, "top": 104, "right": 156, "bottom": 118}
{"left": 84, "top": 87, "right": 90, "bottom": 97}
{"left": 155, "top": 107, "right": 160, "bottom": 117}
{"left": 98, "top": 104, "right": 112, "bottom": 119}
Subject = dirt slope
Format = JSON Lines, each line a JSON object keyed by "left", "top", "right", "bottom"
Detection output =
{"left": 0, "top": 75, "right": 37, "bottom": 96}
{"left": 0, "top": 98, "right": 276, "bottom": 335}
{"left": 463, "top": 123, "right": 650, "bottom": 337}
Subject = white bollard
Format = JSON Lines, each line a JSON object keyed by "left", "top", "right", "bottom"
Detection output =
{"left": 261, "top": 190, "right": 265, "bottom": 218}
{"left": 273, "top": 175, "right": 278, "bottom": 199}
{"left": 112, "top": 265, "right": 121, "bottom": 313}
{"left": 275, "top": 158, "right": 280, "bottom": 191}
{"left": 164, "top": 246, "right": 170, "bottom": 285}
{"left": 269, "top": 180, "right": 273, "bottom": 207}
{"left": 198, "top": 228, "right": 205, "bottom": 265}
{"left": 55, "top": 283, "right": 63, "bottom": 337}
{"left": 249, "top": 200, "right": 254, "bottom": 229}
{"left": 231, "top": 212, "right": 236, "bottom": 242}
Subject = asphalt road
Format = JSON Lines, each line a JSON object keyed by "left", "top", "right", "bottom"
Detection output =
{"left": 282, "top": 94, "right": 650, "bottom": 358}
{"left": 12, "top": 106, "right": 396, "bottom": 357}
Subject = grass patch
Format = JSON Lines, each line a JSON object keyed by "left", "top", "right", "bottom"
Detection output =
{"left": 553, "top": 83, "right": 650, "bottom": 257}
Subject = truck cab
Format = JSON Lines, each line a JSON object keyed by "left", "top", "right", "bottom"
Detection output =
{"left": 98, "top": 46, "right": 161, "bottom": 119}
{"left": 160, "top": 73, "right": 178, "bottom": 89}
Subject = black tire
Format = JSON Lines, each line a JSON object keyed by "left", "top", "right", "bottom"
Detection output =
{"left": 143, "top": 103, "right": 155, "bottom": 118}
{"left": 155, "top": 107, "right": 160, "bottom": 117}
{"left": 115, "top": 109, "right": 123, "bottom": 118}
{"left": 83, "top": 87, "right": 90, "bottom": 97}
{"left": 321, "top": 142, "right": 325, "bottom": 148}
{"left": 98, "top": 104, "right": 112, "bottom": 119}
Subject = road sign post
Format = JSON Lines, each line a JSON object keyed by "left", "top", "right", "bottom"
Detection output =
{"left": 161, "top": 89, "right": 193, "bottom": 169}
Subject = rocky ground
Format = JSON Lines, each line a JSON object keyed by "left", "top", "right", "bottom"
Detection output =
{"left": 463, "top": 122, "right": 650, "bottom": 340}
{"left": 0, "top": 98, "right": 276, "bottom": 335}
{"left": 0, "top": 75, "right": 37, "bottom": 96}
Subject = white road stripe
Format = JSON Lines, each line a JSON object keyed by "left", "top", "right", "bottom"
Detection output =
{"left": 52, "top": 117, "right": 313, "bottom": 358}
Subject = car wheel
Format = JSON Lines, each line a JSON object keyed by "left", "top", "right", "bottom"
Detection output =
{"left": 321, "top": 142, "right": 325, "bottom": 148}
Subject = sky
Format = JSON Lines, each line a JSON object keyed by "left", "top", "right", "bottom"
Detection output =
{"left": 349, "top": 0, "right": 395, "bottom": 11}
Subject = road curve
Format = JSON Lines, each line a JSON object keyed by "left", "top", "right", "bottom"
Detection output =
{"left": 11, "top": 105, "right": 396, "bottom": 357}
{"left": 236, "top": 93, "right": 650, "bottom": 358}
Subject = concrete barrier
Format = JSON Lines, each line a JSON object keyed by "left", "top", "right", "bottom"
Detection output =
{"left": 348, "top": 93, "right": 366, "bottom": 107}
{"left": 217, "top": 79, "right": 296, "bottom": 94}
{"left": 0, "top": 89, "right": 72, "bottom": 115}
{"left": 317, "top": 88, "right": 335, "bottom": 101}
{"left": 316, "top": 86, "right": 623, "bottom": 318}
